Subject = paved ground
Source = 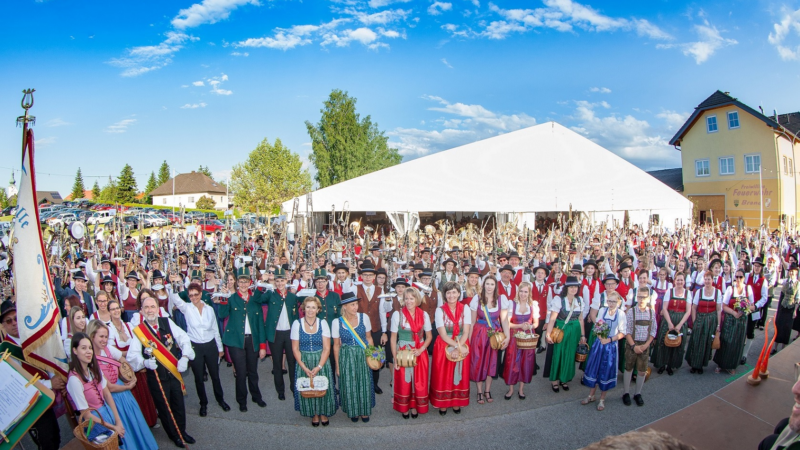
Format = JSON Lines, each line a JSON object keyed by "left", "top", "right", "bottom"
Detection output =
{"left": 35, "top": 307, "right": 781, "bottom": 450}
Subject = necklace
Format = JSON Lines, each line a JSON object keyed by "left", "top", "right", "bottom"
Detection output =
{"left": 304, "top": 317, "right": 316, "bottom": 329}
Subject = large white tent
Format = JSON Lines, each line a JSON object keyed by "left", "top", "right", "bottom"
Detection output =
{"left": 283, "top": 122, "right": 692, "bottom": 229}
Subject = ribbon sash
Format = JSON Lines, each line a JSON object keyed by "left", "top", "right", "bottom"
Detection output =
{"left": 481, "top": 303, "right": 498, "bottom": 330}
{"left": 401, "top": 307, "right": 423, "bottom": 347}
{"left": 442, "top": 303, "right": 462, "bottom": 339}
{"left": 341, "top": 315, "right": 367, "bottom": 349}
{"left": 133, "top": 323, "right": 185, "bottom": 393}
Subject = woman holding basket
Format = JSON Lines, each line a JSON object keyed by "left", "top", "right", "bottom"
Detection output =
{"left": 390, "top": 287, "right": 433, "bottom": 418}
{"left": 429, "top": 281, "right": 472, "bottom": 415}
{"left": 503, "top": 282, "right": 539, "bottom": 400}
{"left": 291, "top": 296, "right": 337, "bottom": 426}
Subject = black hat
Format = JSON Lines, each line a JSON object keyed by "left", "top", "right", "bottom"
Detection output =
{"left": 340, "top": 291, "right": 358, "bottom": 305}
{"left": 618, "top": 262, "right": 632, "bottom": 273}
{"left": 709, "top": 258, "right": 722, "bottom": 268}
{"left": 413, "top": 263, "right": 425, "bottom": 272}
{"left": 584, "top": 259, "right": 598, "bottom": 271}
{"left": 151, "top": 270, "right": 165, "bottom": 280}
{"left": 376, "top": 267, "right": 387, "bottom": 276}
{"left": 100, "top": 256, "right": 111, "bottom": 264}
{"left": 570, "top": 264, "right": 583, "bottom": 273}
{"left": 447, "top": 246, "right": 460, "bottom": 252}
{"left": 466, "top": 266, "right": 481, "bottom": 276}
{"left": 752, "top": 256, "right": 765, "bottom": 267}
{"left": 499, "top": 264, "right": 515, "bottom": 274}
{"left": 498, "top": 253, "right": 509, "bottom": 260}
{"left": 420, "top": 269, "right": 433, "bottom": 278}
{"left": 101, "top": 275, "right": 115, "bottom": 285}
{"left": 0, "top": 299, "right": 16, "bottom": 321}
{"left": 392, "top": 278, "right": 410, "bottom": 288}
{"left": 533, "top": 264, "right": 549, "bottom": 277}
{"left": 508, "top": 251, "right": 521, "bottom": 260}
{"left": 564, "top": 276, "right": 581, "bottom": 287}
{"left": 421, "top": 247, "right": 431, "bottom": 254}
{"left": 789, "top": 263, "right": 799, "bottom": 272}
{"left": 443, "top": 258, "right": 457, "bottom": 268}
{"left": 359, "top": 262, "right": 377, "bottom": 274}
{"left": 334, "top": 263, "right": 349, "bottom": 274}
{"left": 125, "top": 270, "right": 140, "bottom": 280}
{"left": 205, "top": 265, "right": 216, "bottom": 273}
{"left": 370, "top": 245, "right": 380, "bottom": 252}
{"left": 73, "top": 270, "right": 88, "bottom": 281}
{"left": 602, "top": 273, "right": 619, "bottom": 284}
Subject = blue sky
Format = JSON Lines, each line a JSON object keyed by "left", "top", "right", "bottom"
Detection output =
{"left": 2, "top": 0, "right": 800, "bottom": 196}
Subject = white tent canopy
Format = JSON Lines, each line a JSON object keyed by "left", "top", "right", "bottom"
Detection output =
{"left": 284, "top": 122, "right": 692, "bottom": 228}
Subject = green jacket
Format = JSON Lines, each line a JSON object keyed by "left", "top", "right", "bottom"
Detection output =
{"left": 306, "top": 291, "right": 341, "bottom": 329}
{"left": 218, "top": 290, "right": 269, "bottom": 351}
{"left": 264, "top": 290, "right": 301, "bottom": 343}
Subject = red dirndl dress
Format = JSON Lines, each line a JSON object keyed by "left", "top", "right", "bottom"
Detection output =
{"left": 429, "top": 303, "right": 470, "bottom": 409}
{"left": 392, "top": 308, "right": 430, "bottom": 414}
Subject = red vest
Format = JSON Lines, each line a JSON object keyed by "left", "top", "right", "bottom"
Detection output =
{"left": 746, "top": 273, "right": 765, "bottom": 303}
{"left": 530, "top": 282, "right": 548, "bottom": 321}
{"left": 697, "top": 289, "right": 719, "bottom": 313}
{"left": 666, "top": 288, "right": 688, "bottom": 313}
{"left": 498, "top": 282, "right": 516, "bottom": 301}
{"left": 546, "top": 272, "right": 566, "bottom": 286}
{"left": 582, "top": 277, "right": 600, "bottom": 300}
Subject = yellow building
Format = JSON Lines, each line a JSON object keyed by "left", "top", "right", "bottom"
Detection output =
{"left": 670, "top": 91, "right": 800, "bottom": 228}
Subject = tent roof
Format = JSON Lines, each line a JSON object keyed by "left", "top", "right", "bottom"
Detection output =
{"left": 284, "top": 122, "right": 692, "bottom": 214}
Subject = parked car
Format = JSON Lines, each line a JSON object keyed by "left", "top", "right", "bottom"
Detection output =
{"left": 47, "top": 212, "right": 78, "bottom": 227}
{"left": 141, "top": 213, "right": 167, "bottom": 227}
{"left": 196, "top": 219, "right": 225, "bottom": 234}
{"left": 162, "top": 212, "right": 182, "bottom": 224}
{"left": 87, "top": 210, "right": 116, "bottom": 225}
{"left": 122, "top": 215, "right": 142, "bottom": 228}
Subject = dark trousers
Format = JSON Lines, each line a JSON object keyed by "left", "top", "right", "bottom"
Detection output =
{"left": 229, "top": 335, "right": 263, "bottom": 406}
{"left": 190, "top": 339, "right": 225, "bottom": 406}
{"left": 268, "top": 330, "right": 296, "bottom": 394}
{"left": 757, "top": 297, "right": 772, "bottom": 328}
{"left": 146, "top": 372, "right": 186, "bottom": 442}
{"left": 370, "top": 330, "right": 383, "bottom": 387}
{"left": 29, "top": 407, "right": 61, "bottom": 450}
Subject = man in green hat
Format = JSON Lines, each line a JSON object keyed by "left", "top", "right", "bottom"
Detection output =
{"left": 264, "top": 267, "right": 300, "bottom": 401}
{"left": 217, "top": 266, "right": 269, "bottom": 412}
{"left": 301, "top": 268, "right": 340, "bottom": 328}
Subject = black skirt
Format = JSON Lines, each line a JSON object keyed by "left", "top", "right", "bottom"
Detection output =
{"left": 776, "top": 304, "right": 796, "bottom": 345}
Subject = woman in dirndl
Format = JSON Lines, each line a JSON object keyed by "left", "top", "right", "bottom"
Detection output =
{"left": 291, "top": 296, "right": 337, "bottom": 426}
{"left": 430, "top": 281, "right": 472, "bottom": 415}
{"left": 713, "top": 269, "right": 753, "bottom": 374}
{"left": 651, "top": 267, "right": 673, "bottom": 328}
{"left": 774, "top": 263, "right": 800, "bottom": 354}
{"left": 544, "top": 276, "right": 586, "bottom": 392}
{"left": 390, "top": 287, "right": 432, "bottom": 418}
{"left": 502, "top": 282, "right": 539, "bottom": 400}
{"left": 685, "top": 270, "right": 722, "bottom": 374}
{"left": 469, "top": 277, "right": 510, "bottom": 404}
{"left": 87, "top": 320, "right": 157, "bottom": 450}
{"left": 461, "top": 266, "right": 481, "bottom": 306}
{"left": 580, "top": 291, "right": 626, "bottom": 411}
{"left": 651, "top": 272, "right": 691, "bottom": 375}
{"left": 332, "top": 291, "right": 375, "bottom": 423}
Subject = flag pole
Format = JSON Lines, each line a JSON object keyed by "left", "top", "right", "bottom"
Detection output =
{"left": 17, "top": 89, "right": 35, "bottom": 158}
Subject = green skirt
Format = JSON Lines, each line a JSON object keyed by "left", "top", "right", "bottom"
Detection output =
{"left": 549, "top": 319, "right": 581, "bottom": 382}
{"left": 579, "top": 327, "right": 598, "bottom": 372}
{"left": 651, "top": 311, "right": 688, "bottom": 369}
{"left": 339, "top": 345, "right": 375, "bottom": 418}
{"left": 294, "top": 349, "right": 338, "bottom": 417}
{"left": 713, "top": 313, "right": 747, "bottom": 370}
{"left": 685, "top": 312, "right": 718, "bottom": 369}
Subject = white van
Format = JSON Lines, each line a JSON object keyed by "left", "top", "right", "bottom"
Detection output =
{"left": 87, "top": 210, "right": 116, "bottom": 225}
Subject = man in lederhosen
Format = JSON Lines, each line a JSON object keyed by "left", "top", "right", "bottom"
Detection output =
{"left": 356, "top": 261, "right": 384, "bottom": 394}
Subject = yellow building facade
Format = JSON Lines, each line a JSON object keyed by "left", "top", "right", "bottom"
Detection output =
{"left": 671, "top": 91, "right": 800, "bottom": 228}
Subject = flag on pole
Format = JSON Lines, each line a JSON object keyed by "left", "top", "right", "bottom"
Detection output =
{"left": 13, "top": 128, "right": 68, "bottom": 376}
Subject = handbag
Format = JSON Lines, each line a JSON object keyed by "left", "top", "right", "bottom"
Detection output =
{"left": 550, "top": 297, "right": 576, "bottom": 344}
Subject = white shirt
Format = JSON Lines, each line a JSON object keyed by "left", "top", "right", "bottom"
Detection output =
{"left": 547, "top": 295, "right": 588, "bottom": 320}
{"left": 290, "top": 318, "right": 331, "bottom": 340}
{"left": 469, "top": 294, "right": 511, "bottom": 312}
{"left": 723, "top": 284, "right": 756, "bottom": 307}
{"left": 331, "top": 314, "right": 372, "bottom": 338}
{"left": 169, "top": 292, "right": 223, "bottom": 351}
{"left": 126, "top": 318, "right": 195, "bottom": 371}
{"left": 692, "top": 288, "right": 722, "bottom": 305}
{"left": 434, "top": 305, "right": 473, "bottom": 329}
{"left": 129, "top": 307, "right": 170, "bottom": 327}
{"left": 596, "top": 307, "right": 627, "bottom": 336}
{"left": 509, "top": 300, "right": 540, "bottom": 321}
{"left": 275, "top": 291, "right": 291, "bottom": 331}
{"left": 67, "top": 371, "right": 108, "bottom": 411}
{"left": 379, "top": 294, "right": 396, "bottom": 333}
{"left": 390, "top": 310, "right": 432, "bottom": 333}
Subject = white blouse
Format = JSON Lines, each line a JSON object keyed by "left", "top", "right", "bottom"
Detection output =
{"left": 66, "top": 371, "right": 108, "bottom": 411}
{"left": 469, "top": 294, "right": 511, "bottom": 311}
{"left": 434, "top": 305, "right": 473, "bottom": 329}
{"left": 331, "top": 315, "right": 372, "bottom": 339}
{"left": 290, "top": 318, "right": 331, "bottom": 340}
{"left": 390, "top": 310, "right": 432, "bottom": 333}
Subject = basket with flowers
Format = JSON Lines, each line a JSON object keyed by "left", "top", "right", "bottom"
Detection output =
{"left": 365, "top": 345, "right": 386, "bottom": 370}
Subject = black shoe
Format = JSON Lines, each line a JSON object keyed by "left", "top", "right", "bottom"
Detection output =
{"left": 402, "top": 413, "right": 410, "bottom": 419}
{"left": 321, "top": 419, "right": 330, "bottom": 426}
{"left": 218, "top": 401, "right": 231, "bottom": 412}
{"left": 283, "top": 369, "right": 288, "bottom": 374}
{"left": 666, "top": 367, "right": 673, "bottom": 376}
{"left": 239, "top": 405, "right": 247, "bottom": 412}
{"left": 657, "top": 366, "right": 665, "bottom": 374}
{"left": 504, "top": 392, "right": 513, "bottom": 400}
{"left": 698, "top": 368, "right": 704, "bottom": 374}
{"left": 771, "top": 349, "right": 778, "bottom": 356}
{"left": 439, "top": 409, "right": 447, "bottom": 416}
{"left": 740, "top": 357, "right": 747, "bottom": 365}
{"left": 622, "top": 393, "right": 631, "bottom": 406}
{"left": 199, "top": 405, "right": 207, "bottom": 417}
{"left": 560, "top": 383, "right": 569, "bottom": 391}
{"left": 537, "top": 347, "right": 546, "bottom": 354}
{"left": 374, "top": 385, "right": 383, "bottom": 395}
{"left": 312, "top": 420, "right": 320, "bottom": 427}
{"left": 174, "top": 439, "right": 185, "bottom": 448}
{"left": 227, "top": 362, "right": 232, "bottom": 367}
{"left": 278, "top": 392, "right": 286, "bottom": 401}
{"left": 410, "top": 412, "right": 418, "bottom": 419}
{"left": 690, "top": 367, "right": 697, "bottom": 374}
{"left": 453, "top": 408, "right": 461, "bottom": 414}
{"left": 351, "top": 417, "right": 359, "bottom": 422}
{"left": 255, "top": 399, "right": 267, "bottom": 408}
{"left": 361, "top": 417, "right": 370, "bottom": 423}
{"left": 182, "top": 434, "right": 195, "bottom": 444}
{"left": 634, "top": 394, "right": 644, "bottom": 406}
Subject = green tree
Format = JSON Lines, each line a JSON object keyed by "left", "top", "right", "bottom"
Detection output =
{"left": 91, "top": 180, "right": 101, "bottom": 200}
{"left": 0, "top": 189, "right": 7, "bottom": 210}
{"left": 116, "top": 165, "right": 137, "bottom": 203}
{"left": 195, "top": 195, "right": 216, "bottom": 210}
{"left": 306, "top": 89, "right": 401, "bottom": 188}
{"left": 230, "top": 138, "right": 312, "bottom": 213}
{"left": 197, "top": 165, "right": 213, "bottom": 179}
{"left": 144, "top": 171, "right": 158, "bottom": 204}
{"left": 97, "top": 179, "right": 118, "bottom": 203}
{"left": 71, "top": 168, "right": 85, "bottom": 200}
{"left": 157, "top": 160, "right": 171, "bottom": 186}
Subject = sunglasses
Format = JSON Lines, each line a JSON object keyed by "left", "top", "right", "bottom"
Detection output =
{"left": 736, "top": 275, "right": 744, "bottom": 279}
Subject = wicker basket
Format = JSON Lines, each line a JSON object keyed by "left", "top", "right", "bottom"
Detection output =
{"left": 396, "top": 349, "right": 418, "bottom": 368}
{"left": 664, "top": 331, "right": 682, "bottom": 348}
{"left": 514, "top": 333, "right": 539, "bottom": 350}
{"left": 445, "top": 345, "right": 468, "bottom": 362}
{"left": 73, "top": 417, "right": 119, "bottom": 450}
{"left": 575, "top": 343, "right": 589, "bottom": 363}
{"left": 366, "top": 356, "right": 384, "bottom": 371}
{"left": 550, "top": 327, "right": 564, "bottom": 344}
{"left": 489, "top": 331, "right": 506, "bottom": 350}
{"left": 299, "top": 377, "right": 328, "bottom": 399}
{"left": 118, "top": 359, "right": 135, "bottom": 383}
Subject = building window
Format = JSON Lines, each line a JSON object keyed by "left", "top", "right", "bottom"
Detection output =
{"left": 745, "top": 154, "right": 761, "bottom": 173}
{"left": 707, "top": 115, "right": 718, "bottom": 133}
{"left": 785, "top": 156, "right": 789, "bottom": 175}
{"left": 719, "top": 157, "right": 734, "bottom": 175}
{"left": 727, "top": 111, "right": 740, "bottom": 129}
{"left": 695, "top": 159, "right": 710, "bottom": 177}
{"left": 188, "top": 196, "right": 194, "bottom": 203}
{"left": 163, "top": 198, "right": 167, "bottom": 205}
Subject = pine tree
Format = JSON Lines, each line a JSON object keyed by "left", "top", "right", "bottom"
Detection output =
{"left": 157, "top": 160, "right": 171, "bottom": 186}
{"left": 117, "top": 164, "right": 137, "bottom": 203}
{"left": 198, "top": 165, "right": 213, "bottom": 179}
{"left": 91, "top": 180, "right": 101, "bottom": 200}
{"left": 71, "top": 168, "right": 86, "bottom": 200}
{"left": 144, "top": 171, "right": 158, "bottom": 204}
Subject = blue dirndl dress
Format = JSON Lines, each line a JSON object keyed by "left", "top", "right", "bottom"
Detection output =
{"left": 581, "top": 308, "right": 621, "bottom": 392}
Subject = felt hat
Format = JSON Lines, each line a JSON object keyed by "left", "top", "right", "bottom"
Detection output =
{"left": 340, "top": 291, "right": 358, "bottom": 305}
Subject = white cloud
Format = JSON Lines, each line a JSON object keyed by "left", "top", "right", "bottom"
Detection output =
{"left": 344, "top": 8, "right": 410, "bottom": 25}
{"left": 428, "top": 2, "right": 452, "bottom": 16}
{"left": 768, "top": 8, "right": 800, "bottom": 61}
{"left": 368, "top": 0, "right": 411, "bottom": 7}
{"left": 45, "top": 118, "right": 72, "bottom": 127}
{"left": 237, "top": 31, "right": 313, "bottom": 50}
{"left": 441, "top": 58, "right": 453, "bottom": 68}
{"left": 35, "top": 136, "right": 57, "bottom": 147}
{"left": 206, "top": 73, "right": 232, "bottom": 95}
{"left": 668, "top": 22, "right": 737, "bottom": 64}
{"left": 656, "top": 110, "right": 690, "bottom": 131}
{"left": 172, "top": 0, "right": 260, "bottom": 29}
{"left": 230, "top": 51, "right": 249, "bottom": 56}
{"left": 108, "top": 31, "right": 198, "bottom": 77}
{"left": 105, "top": 118, "right": 137, "bottom": 134}
{"left": 445, "top": 0, "right": 672, "bottom": 41}
{"left": 569, "top": 101, "right": 681, "bottom": 169}
{"left": 389, "top": 95, "right": 536, "bottom": 157}
{"left": 590, "top": 87, "right": 611, "bottom": 93}
{"left": 192, "top": 80, "right": 205, "bottom": 86}
{"left": 181, "top": 102, "right": 207, "bottom": 109}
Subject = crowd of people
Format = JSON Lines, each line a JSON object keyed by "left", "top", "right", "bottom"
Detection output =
{"left": 3, "top": 214, "right": 800, "bottom": 449}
